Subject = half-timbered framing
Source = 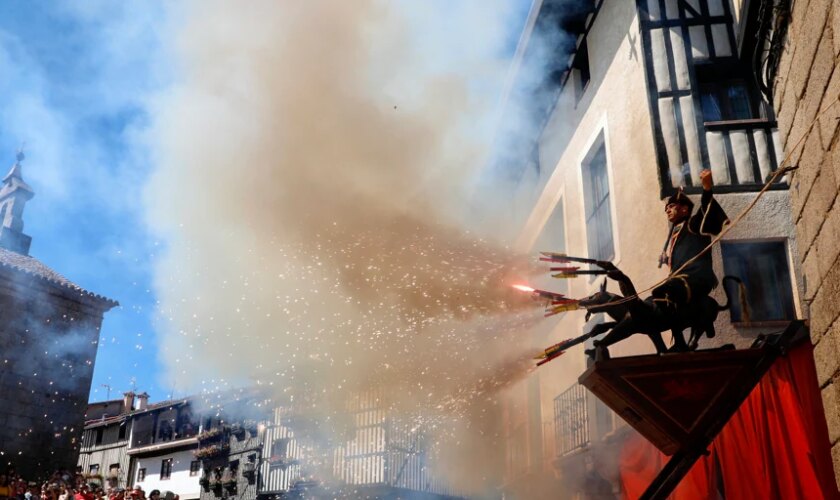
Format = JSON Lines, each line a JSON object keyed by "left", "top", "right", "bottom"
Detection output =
{"left": 636, "top": 0, "right": 785, "bottom": 196}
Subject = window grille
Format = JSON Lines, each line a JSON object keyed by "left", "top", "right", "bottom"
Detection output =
{"left": 553, "top": 383, "right": 590, "bottom": 456}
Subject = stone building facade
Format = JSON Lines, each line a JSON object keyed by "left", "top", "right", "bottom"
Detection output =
{"left": 0, "top": 152, "right": 117, "bottom": 476}
{"left": 196, "top": 423, "right": 261, "bottom": 500}
{"left": 771, "top": 0, "right": 840, "bottom": 487}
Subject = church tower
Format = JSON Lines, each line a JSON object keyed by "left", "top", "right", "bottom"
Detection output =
{"left": 0, "top": 149, "right": 34, "bottom": 255}
{"left": 0, "top": 149, "right": 117, "bottom": 476}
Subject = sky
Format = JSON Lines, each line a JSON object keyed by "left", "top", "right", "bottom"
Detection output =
{"left": 0, "top": 1, "right": 534, "bottom": 404}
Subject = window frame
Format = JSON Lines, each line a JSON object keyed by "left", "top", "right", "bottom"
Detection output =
{"left": 189, "top": 461, "right": 201, "bottom": 477}
{"left": 534, "top": 194, "right": 569, "bottom": 295}
{"left": 579, "top": 129, "right": 616, "bottom": 263}
{"left": 160, "top": 459, "right": 173, "bottom": 481}
{"left": 721, "top": 239, "right": 796, "bottom": 324}
{"left": 695, "top": 59, "right": 767, "bottom": 123}
{"left": 572, "top": 39, "right": 591, "bottom": 104}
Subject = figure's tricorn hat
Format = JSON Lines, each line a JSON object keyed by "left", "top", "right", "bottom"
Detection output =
{"left": 665, "top": 187, "right": 694, "bottom": 211}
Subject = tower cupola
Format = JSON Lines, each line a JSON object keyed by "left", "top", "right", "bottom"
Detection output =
{"left": 0, "top": 149, "right": 34, "bottom": 255}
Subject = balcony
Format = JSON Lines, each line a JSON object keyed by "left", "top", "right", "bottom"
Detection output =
{"left": 554, "top": 383, "right": 590, "bottom": 457}
{"left": 704, "top": 119, "right": 783, "bottom": 190}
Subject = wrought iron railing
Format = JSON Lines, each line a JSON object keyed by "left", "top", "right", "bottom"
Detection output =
{"left": 554, "top": 383, "right": 590, "bottom": 456}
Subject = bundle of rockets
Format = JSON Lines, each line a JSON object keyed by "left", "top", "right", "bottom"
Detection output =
{"left": 514, "top": 252, "right": 609, "bottom": 367}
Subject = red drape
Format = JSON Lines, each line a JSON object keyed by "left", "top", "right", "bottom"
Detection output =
{"left": 619, "top": 342, "right": 838, "bottom": 499}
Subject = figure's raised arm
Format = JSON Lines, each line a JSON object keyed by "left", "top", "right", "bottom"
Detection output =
{"left": 700, "top": 168, "right": 713, "bottom": 191}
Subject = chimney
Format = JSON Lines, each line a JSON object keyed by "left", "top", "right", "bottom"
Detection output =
{"left": 122, "top": 391, "right": 136, "bottom": 412}
{"left": 136, "top": 392, "right": 150, "bottom": 411}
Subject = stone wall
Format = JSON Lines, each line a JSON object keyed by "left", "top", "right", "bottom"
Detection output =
{"left": 198, "top": 428, "right": 261, "bottom": 500}
{"left": 773, "top": 0, "right": 840, "bottom": 487}
{"left": 0, "top": 268, "right": 109, "bottom": 477}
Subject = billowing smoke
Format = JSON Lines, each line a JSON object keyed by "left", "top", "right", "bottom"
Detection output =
{"left": 145, "top": 0, "right": 551, "bottom": 494}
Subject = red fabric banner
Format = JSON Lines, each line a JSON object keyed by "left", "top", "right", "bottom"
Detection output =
{"left": 619, "top": 342, "right": 838, "bottom": 499}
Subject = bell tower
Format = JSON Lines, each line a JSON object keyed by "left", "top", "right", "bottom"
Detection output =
{"left": 0, "top": 149, "right": 34, "bottom": 255}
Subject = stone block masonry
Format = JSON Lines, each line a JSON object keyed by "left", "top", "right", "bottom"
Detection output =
{"left": 775, "top": 0, "right": 840, "bottom": 488}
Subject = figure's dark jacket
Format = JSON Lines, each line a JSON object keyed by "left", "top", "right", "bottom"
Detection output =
{"left": 667, "top": 189, "right": 729, "bottom": 291}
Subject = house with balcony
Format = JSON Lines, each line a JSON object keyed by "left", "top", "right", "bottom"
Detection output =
{"left": 77, "top": 392, "right": 141, "bottom": 490}
{"left": 126, "top": 398, "right": 202, "bottom": 499}
{"left": 188, "top": 389, "right": 462, "bottom": 500}
{"left": 488, "top": 0, "right": 807, "bottom": 497}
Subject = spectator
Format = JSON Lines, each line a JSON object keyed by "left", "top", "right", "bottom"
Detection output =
{"left": 57, "top": 486, "right": 73, "bottom": 500}
{"left": 107, "top": 488, "right": 124, "bottom": 500}
{"left": 146, "top": 491, "right": 159, "bottom": 500}
{"left": 42, "top": 484, "right": 59, "bottom": 500}
{"left": 73, "top": 484, "right": 94, "bottom": 500}
{"left": 24, "top": 483, "right": 39, "bottom": 500}
{"left": 0, "top": 474, "right": 14, "bottom": 500}
{"left": 13, "top": 481, "right": 26, "bottom": 500}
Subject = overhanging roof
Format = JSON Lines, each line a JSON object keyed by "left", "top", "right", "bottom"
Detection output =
{"left": 0, "top": 246, "right": 118, "bottom": 309}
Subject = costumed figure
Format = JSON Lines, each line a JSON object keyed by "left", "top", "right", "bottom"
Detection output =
{"left": 584, "top": 169, "right": 735, "bottom": 355}
{"left": 653, "top": 169, "right": 729, "bottom": 314}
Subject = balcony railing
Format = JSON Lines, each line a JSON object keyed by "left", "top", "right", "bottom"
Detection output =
{"left": 554, "top": 383, "right": 589, "bottom": 456}
{"left": 704, "top": 119, "right": 782, "bottom": 190}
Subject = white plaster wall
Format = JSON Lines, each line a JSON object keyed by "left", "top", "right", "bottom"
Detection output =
{"left": 503, "top": 0, "right": 663, "bottom": 478}
{"left": 133, "top": 450, "right": 201, "bottom": 500}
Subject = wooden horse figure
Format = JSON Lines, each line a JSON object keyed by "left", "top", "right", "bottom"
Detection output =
{"left": 576, "top": 266, "right": 746, "bottom": 360}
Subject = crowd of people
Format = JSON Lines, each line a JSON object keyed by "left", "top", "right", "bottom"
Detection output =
{"left": 0, "top": 470, "right": 173, "bottom": 500}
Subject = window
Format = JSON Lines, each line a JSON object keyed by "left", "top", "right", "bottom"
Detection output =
{"left": 581, "top": 136, "right": 615, "bottom": 261}
{"left": 699, "top": 79, "right": 754, "bottom": 122}
{"left": 721, "top": 240, "right": 795, "bottom": 322}
{"left": 118, "top": 422, "right": 127, "bottom": 440}
{"left": 158, "top": 420, "right": 174, "bottom": 441}
{"left": 89, "top": 464, "right": 100, "bottom": 475}
{"left": 137, "top": 468, "right": 146, "bottom": 483}
{"left": 189, "top": 461, "right": 201, "bottom": 477}
{"left": 131, "top": 414, "right": 155, "bottom": 448}
{"left": 535, "top": 199, "right": 568, "bottom": 295}
{"left": 95, "top": 428, "right": 104, "bottom": 445}
{"left": 695, "top": 62, "right": 763, "bottom": 122}
{"left": 573, "top": 39, "right": 591, "bottom": 103}
{"left": 160, "top": 459, "right": 173, "bottom": 480}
